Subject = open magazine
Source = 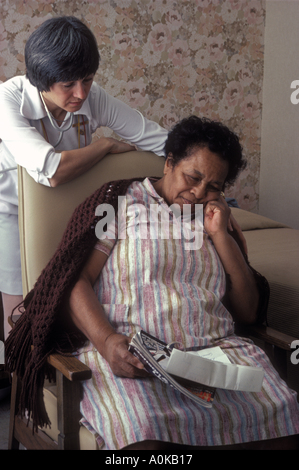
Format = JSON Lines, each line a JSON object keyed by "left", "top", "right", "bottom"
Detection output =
{"left": 128, "top": 330, "right": 215, "bottom": 407}
{"left": 128, "top": 330, "right": 265, "bottom": 407}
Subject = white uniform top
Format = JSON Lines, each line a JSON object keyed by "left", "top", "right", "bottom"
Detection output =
{"left": 0, "top": 76, "right": 168, "bottom": 215}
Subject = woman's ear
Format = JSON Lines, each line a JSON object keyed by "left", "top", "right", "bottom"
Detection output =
{"left": 164, "top": 153, "right": 174, "bottom": 174}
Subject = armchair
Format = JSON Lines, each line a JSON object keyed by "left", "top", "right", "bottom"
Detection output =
{"left": 8, "top": 150, "right": 299, "bottom": 450}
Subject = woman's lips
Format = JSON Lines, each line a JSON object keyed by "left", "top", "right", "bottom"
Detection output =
{"left": 69, "top": 101, "right": 83, "bottom": 108}
{"left": 181, "top": 196, "right": 195, "bottom": 205}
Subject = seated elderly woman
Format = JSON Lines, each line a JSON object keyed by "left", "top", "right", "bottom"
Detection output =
{"left": 6, "top": 116, "right": 299, "bottom": 450}
{"left": 66, "top": 116, "right": 299, "bottom": 450}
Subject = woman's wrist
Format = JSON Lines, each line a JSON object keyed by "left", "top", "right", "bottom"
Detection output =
{"left": 93, "top": 326, "right": 116, "bottom": 358}
{"left": 208, "top": 228, "right": 231, "bottom": 246}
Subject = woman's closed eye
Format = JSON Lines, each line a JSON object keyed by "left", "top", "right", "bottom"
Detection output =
{"left": 63, "top": 77, "right": 93, "bottom": 89}
{"left": 63, "top": 82, "right": 74, "bottom": 88}
{"left": 207, "top": 185, "right": 221, "bottom": 193}
{"left": 186, "top": 175, "right": 221, "bottom": 193}
{"left": 186, "top": 174, "right": 200, "bottom": 184}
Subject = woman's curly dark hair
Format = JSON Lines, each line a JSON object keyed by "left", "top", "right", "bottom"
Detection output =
{"left": 164, "top": 115, "right": 246, "bottom": 187}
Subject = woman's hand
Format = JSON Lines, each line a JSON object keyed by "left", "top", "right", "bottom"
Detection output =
{"left": 105, "top": 137, "right": 136, "bottom": 154}
{"left": 204, "top": 196, "right": 231, "bottom": 239}
{"left": 102, "top": 332, "right": 149, "bottom": 378}
{"left": 204, "top": 195, "right": 248, "bottom": 255}
{"left": 50, "top": 137, "right": 136, "bottom": 186}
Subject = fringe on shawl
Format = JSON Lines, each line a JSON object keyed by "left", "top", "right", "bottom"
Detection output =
{"left": 4, "top": 178, "right": 143, "bottom": 431}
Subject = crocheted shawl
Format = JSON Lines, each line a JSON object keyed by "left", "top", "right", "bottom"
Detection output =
{"left": 5, "top": 177, "right": 143, "bottom": 432}
{"left": 5, "top": 176, "right": 269, "bottom": 433}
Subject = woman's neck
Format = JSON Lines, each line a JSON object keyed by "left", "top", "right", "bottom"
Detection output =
{"left": 152, "top": 178, "right": 164, "bottom": 200}
{"left": 40, "top": 93, "right": 67, "bottom": 126}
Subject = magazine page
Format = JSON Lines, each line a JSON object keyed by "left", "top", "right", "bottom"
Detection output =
{"left": 128, "top": 331, "right": 215, "bottom": 407}
{"left": 164, "top": 347, "right": 264, "bottom": 392}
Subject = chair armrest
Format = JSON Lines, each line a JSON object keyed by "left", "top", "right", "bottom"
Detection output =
{"left": 47, "top": 353, "right": 92, "bottom": 382}
{"left": 8, "top": 314, "right": 91, "bottom": 382}
{"left": 239, "top": 324, "right": 297, "bottom": 351}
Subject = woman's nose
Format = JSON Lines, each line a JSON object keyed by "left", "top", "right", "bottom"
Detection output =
{"left": 73, "top": 82, "right": 87, "bottom": 100}
{"left": 190, "top": 184, "right": 206, "bottom": 201}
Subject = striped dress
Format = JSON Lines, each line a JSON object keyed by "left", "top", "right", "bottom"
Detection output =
{"left": 78, "top": 178, "right": 299, "bottom": 449}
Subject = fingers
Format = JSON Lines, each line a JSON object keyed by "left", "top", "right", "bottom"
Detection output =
{"left": 107, "top": 137, "right": 136, "bottom": 154}
{"left": 104, "top": 333, "right": 149, "bottom": 378}
{"left": 113, "top": 344, "right": 147, "bottom": 378}
{"left": 204, "top": 197, "right": 230, "bottom": 221}
{"left": 116, "top": 353, "right": 149, "bottom": 378}
{"left": 204, "top": 196, "right": 231, "bottom": 237}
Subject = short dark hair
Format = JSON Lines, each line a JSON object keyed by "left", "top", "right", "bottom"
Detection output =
{"left": 25, "top": 16, "right": 100, "bottom": 92}
{"left": 164, "top": 115, "right": 246, "bottom": 187}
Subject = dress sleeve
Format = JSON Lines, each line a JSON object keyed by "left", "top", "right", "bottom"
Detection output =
{"left": 89, "top": 84, "right": 168, "bottom": 157}
{"left": 0, "top": 84, "right": 60, "bottom": 186}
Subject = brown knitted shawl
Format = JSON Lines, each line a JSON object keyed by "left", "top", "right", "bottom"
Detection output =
{"left": 5, "top": 177, "right": 144, "bottom": 432}
{"left": 5, "top": 176, "right": 270, "bottom": 433}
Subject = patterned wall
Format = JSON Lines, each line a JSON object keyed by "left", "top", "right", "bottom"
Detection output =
{"left": 0, "top": 0, "right": 265, "bottom": 211}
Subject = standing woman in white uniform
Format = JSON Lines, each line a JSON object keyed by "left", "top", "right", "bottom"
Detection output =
{"left": 0, "top": 16, "right": 168, "bottom": 339}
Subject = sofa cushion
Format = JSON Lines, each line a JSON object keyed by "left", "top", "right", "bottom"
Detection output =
{"left": 232, "top": 208, "right": 299, "bottom": 336}
{"left": 243, "top": 228, "right": 299, "bottom": 336}
{"left": 231, "top": 207, "right": 289, "bottom": 231}
{"left": 232, "top": 207, "right": 299, "bottom": 392}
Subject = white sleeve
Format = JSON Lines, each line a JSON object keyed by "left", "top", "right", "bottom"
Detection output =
{"left": 90, "top": 85, "right": 168, "bottom": 157}
{"left": 0, "top": 86, "right": 60, "bottom": 186}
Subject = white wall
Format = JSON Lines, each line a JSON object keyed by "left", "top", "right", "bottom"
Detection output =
{"left": 259, "top": 0, "right": 299, "bottom": 229}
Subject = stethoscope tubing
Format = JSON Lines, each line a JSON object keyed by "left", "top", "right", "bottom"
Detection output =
{"left": 39, "top": 92, "right": 74, "bottom": 148}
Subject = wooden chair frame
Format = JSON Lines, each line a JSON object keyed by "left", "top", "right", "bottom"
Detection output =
{"left": 8, "top": 340, "right": 91, "bottom": 450}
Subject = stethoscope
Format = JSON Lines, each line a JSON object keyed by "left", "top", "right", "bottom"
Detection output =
{"left": 0, "top": 94, "right": 75, "bottom": 176}
{"left": 39, "top": 92, "right": 74, "bottom": 148}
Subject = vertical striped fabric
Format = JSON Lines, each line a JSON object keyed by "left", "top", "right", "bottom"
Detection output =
{"left": 78, "top": 178, "right": 299, "bottom": 449}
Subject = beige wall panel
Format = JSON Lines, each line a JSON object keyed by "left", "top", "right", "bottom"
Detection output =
{"left": 260, "top": 0, "right": 299, "bottom": 228}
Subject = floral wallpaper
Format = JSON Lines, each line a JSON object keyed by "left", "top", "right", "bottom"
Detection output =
{"left": 0, "top": 0, "right": 265, "bottom": 211}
